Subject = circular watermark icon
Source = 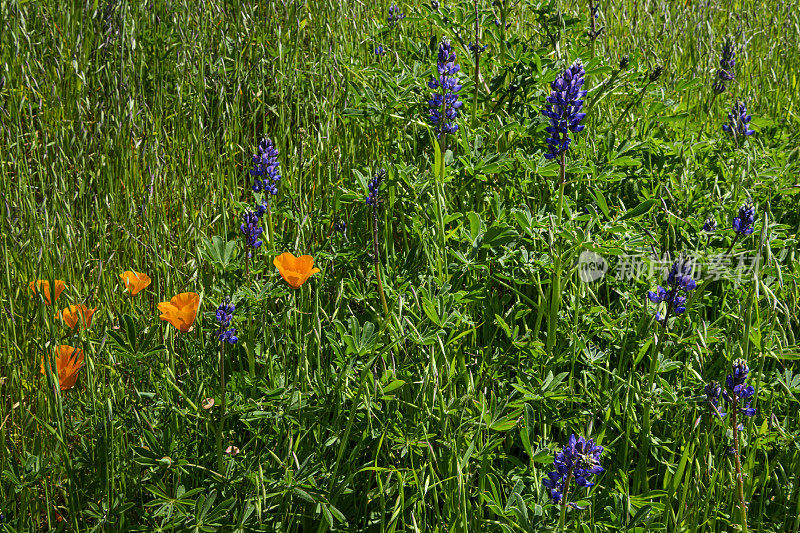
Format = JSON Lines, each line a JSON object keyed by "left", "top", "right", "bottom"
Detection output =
{"left": 578, "top": 250, "right": 608, "bottom": 282}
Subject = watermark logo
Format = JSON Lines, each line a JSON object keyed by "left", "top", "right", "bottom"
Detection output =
{"left": 578, "top": 250, "right": 608, "bottom": 282}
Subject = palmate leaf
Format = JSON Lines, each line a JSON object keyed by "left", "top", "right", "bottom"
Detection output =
{"left": 200, "top": 235, "right": 238, "bottom": 270}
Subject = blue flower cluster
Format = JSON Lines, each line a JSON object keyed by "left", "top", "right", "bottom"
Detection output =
{"left": 732, "top": 203, "right": 755, "bottom": 236}
{"left": 240, "top": 210, "right": 264, "bottom": 257}
{"left": 648, "top": 259, "right": 697, "bottom": 323}
{"left": 468, "top": 42, "right": 488, "bottom": 55}
{"left": 705, "top": 380, "right": 725, "bottom": 418}
{"left": 713, "top": 39, "right": 736, "bottom": 94}
{"left": 427, "top": 39, "right": 463, "bottom": 139}
{"left": 388, "top": 4, "right": 404, "bottom": 26}
{"left": 722, "top": 101, "right": 754, "bottom": 138}
{"left": 366, "top": 171, "right": 384, "bottom": 206}
{"left": 543, "top": 434, "right": 604, "bottom": 504}
{"left": 723, "top": 359, "right": 756, "bottom": 420}
{"left": 542, "top": 60, "right": 587, "bottom": 160}
{"left": 215, "top": 299, "right": 238, "bottom": 344}
{"left": 375, "top": 45, "right": 385, "bottom": 56}
{"left": 250, "top": 137, "right": 281, "bottom": 195}
{"left": 702, "top": 216, "right": 717, "bottom": 232}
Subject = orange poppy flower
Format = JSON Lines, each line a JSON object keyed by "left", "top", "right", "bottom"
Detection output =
{"left": 29, "top": 280, "right": 67, "bottom": 305}
{"left": 40, "top": 345, "right": 84, "bottom": 391}
{"left": 273, "top": 252, "right": 320, "bottom": 289}
{"left": 56, "top": 304, "right": 96, "bottom": 329}
{"left": 158, "top": 292, "right": 200, "bottom": 332}
{"left": 120, "top": 271, "right": 151, "bottom": 295}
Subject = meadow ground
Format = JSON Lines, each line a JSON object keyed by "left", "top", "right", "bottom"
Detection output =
{"left": 1, "top": 0, "right": 800, "bottom": 531}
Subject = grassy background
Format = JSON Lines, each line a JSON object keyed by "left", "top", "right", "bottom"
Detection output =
{"left": 1, "top": 0, "right": 800, "bottom": 531}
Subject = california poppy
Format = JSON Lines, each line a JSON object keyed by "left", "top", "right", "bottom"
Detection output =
{"left": 120, "top": 271, "right": 151, "bottom": 295}
{"left": 57, "top": 305, "right": 97, "bottom": 329}
{"left": 273, "top": 253, "right": 320, "bottom": 289}
{"left": 158, "top": 292, "right": 200, "bottom": 332}
{"left": 29, "top": 280, "right": 67, "bottom": 305}
{"left": 40, "top": 345, "right": 84, "bottom": 391}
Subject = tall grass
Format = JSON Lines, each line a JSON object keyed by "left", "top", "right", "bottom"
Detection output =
{"left": 1, "top": 0, "right": 799, "bottom": 531}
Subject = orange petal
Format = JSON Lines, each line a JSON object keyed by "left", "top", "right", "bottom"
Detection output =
{"left": 30, "top": 280, "right": 67, "bottom": 305}
{"left": 274, "top": 253, "right": 319, "bottom": 289}
{"left": 41, "top": 346, "right": 84, "bottom": 391}
{"left": 158, "top": 292, "right": 199, "bottom": 332}
{"left": 121, "top": 271, "right": 151, "bottom": 295}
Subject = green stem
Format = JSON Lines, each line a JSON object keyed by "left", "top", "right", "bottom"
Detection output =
{"left": 217, "top": 341, "right": 226, "bottom": 474}
{"left": 546, "top": 156, "right": 567, "bottom": 355}
{"left": 558, "top": 467, "right": 574, "bottom": 532}
{"left": 731, "top": 403, "right": 749, "bottom": 533}
{"left": 636, "top": 325, "right": 667, "bottom": 493}
{"left": 471, "top": 0, "right": 479, "bottom": 128}
{"left": 435, "top": 143, "right": 448, "bottom": 280}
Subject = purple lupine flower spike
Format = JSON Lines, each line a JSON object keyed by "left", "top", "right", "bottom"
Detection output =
{"left": 240, "top": 209, "right": 264, "bottom": 257}
{"left": 732, "top": 203, "right": 755, "bottom": 236}
{"left": 251, "top": 137, "right": 281, "bottom": 196}
{"left": 542, "top": 60, "right": 587, "bottom": 160}
{"left": 427, "top": 39, "right": 463, "bottom": 140}
{"left": 722, "top": 359, "right": 756, "bottom": 420}
{"left": 215, "top": 298, "right": 238, "bottom": 344}
{"left": 713, "top": 39, "right": 736, "bottom": 94}
{"left": 722, "top": 101, "right": 754, "bottom": 137}
{"left": 648, "top": 258, "right": 698, "bottom": 324}
{"left": 542, "top": 434, "right": 604, "bottom": 505}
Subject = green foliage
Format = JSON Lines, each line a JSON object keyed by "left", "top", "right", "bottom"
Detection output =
{"left": 1, "top": 0, "right": 799, "bottom": 531}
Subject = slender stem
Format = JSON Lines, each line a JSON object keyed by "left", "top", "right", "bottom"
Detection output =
{"left": 636, "top": 324, "right": 667, "bottom": 493}
{"left": 372, "top": 201, "right": 389, "bottom": 318}
{"left": 435, "top": 143, "right": 448, "bottom": 280}
{"left": 471, "top": 0, "right": 479, "bottom": 127}
{"left": 547, "top": 155, "right": 567, "bottom": 355}
{"left": 216, "top": 341, "right": 226, "bottom": 474}
{"left": 701, "top": 92, "right": 718, "bottom": 137}
{"left": 731, "top": 402, "right": 749, "bottom": 533}
{"left": 588, "top": 0, "right": 597, "bottom": 60}
{"left": 558, "top": 466, "right": 575, "bottom": 532}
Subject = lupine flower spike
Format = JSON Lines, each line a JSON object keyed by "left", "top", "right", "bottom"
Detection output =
{"left": 215, "top": 298, "right": 238, "bottom": 344}
{"left": 705, "top": 380, "right": 726, "bottom": 419}
{"left": 542, "top": 60, "right": 587, "bottom": 162}
{"left": 723, "top": 359, "right": 757, "bottom": 422}
{"left": 723, "top": 358, "right": 755, "bottom": 530}
{"left": 648, "top": 258, "right": 697, "bottom": 325}
{"left": 240, "top": 210, "right": 264, "bottom": 257}
{"left": 723, "top": 101, "right": 754, "bottom": 138}
{"left": 250, "top": 137, "right": 281, "bottom": 196}
{"left": 712, "top": 39, "right": 736, "bottom": 94}
{"left": 427, "top": 39, "right": 463, "bottom": 142}
{"left": 702, "top": 216, "right": 717, "bottom": 232}
{"left": 543, "top": 434, "right": 604, "bottom": 507}
{"left": 387, "top": 3, "right": 404, "bottom": 26}
{"left": 732, "top": 203, "right": 755, "bottom": 236}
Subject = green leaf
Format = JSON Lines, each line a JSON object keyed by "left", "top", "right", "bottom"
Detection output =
{"left": 619, "top": 199, "right": 657, "bottom": 221}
